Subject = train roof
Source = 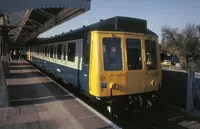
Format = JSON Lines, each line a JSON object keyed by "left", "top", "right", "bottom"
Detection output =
{"left": 36, "top": 16, "right": 158, "bottom": 44}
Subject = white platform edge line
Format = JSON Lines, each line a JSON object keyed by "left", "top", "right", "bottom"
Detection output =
{"left": 27, "top": 61, "right": 122, "bottom": 129}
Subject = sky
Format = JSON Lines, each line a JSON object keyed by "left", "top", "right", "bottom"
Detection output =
{"left": 39, "top": 0, "right": 200, "bottom": 42}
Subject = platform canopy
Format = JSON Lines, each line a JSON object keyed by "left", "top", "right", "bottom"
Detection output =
{"left": 0, "top": 0, "right": 91, "bottom": 45}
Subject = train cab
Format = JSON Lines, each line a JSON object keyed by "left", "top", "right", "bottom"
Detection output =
{"left": 88, "top": 26, "right": 161, "bottom": 100}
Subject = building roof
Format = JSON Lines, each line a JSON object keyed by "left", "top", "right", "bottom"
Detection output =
{"left": 0, "top": 0, "right": 91, "bottom": 45}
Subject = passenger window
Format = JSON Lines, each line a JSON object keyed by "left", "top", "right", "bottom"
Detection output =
{"left": 54, "top": 46, "right": 57, "bottom": 59}
{"left": 45, "top": 46, "right": 48, "bottom": 57}
{"left": 83, "top": 43, "right": 90, "bottom": 65}
{"left": 47, "top": 46, "right": 49, "bottom": 57}
{"left": 37, "top": 46, "right": 39, "bottom": 55}
{"left": 145, "top": 40, "right": 158, "bottom": 69}
{"left": 103, "top": 38, "right": 122, "bottom": 71}
{"left": 63, "top": 45, "right": 66, "bottom": 60}
{"left": 67, "top": 43, "right": 76, "bottom": 62}
{"left": 57, "top": 44, "right": 62, "bottom": 60}
{"left": 40, "top": 46, "right": 44, "bottom": 56}
{"left": 126, "top": 38, "right": 142, "bottom": 70}
{"left": 50, "top": 45, "right": 53, "bottom": 58}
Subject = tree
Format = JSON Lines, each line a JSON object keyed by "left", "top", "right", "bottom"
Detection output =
{"left": 161, "top": 23, "right": 200, "bottom": 71}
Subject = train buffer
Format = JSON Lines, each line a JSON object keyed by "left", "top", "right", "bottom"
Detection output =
{"left": 0, "top": 60, "right": 120, "bottom": 129}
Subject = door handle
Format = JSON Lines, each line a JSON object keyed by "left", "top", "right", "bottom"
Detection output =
{"left": 84, "top": 74, "right": 87, "bottom": 77}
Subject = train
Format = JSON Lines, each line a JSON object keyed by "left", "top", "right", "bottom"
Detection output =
{"left": 27, "top": 16, "right": 162, "bottom": 117}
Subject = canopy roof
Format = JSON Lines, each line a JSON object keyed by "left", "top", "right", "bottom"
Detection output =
{"left": 0, "top": 0, "right": 91, "bottom": 45}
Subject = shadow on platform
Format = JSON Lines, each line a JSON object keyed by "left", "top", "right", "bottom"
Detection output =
{"left": 7, "top": 82, "right": 73, "bottom": 107}
{"left": 8, "top": 72, "right": 45, "bottom": 79}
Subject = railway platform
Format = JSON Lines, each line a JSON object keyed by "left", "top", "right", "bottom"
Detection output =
{"left": 2, "top": 60, "right": 200, "bottom": 129}
{"left": 0, "top": 60, "right": 119, "bottom": 129}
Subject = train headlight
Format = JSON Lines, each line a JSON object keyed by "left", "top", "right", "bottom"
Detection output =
{"left": 100, "top": 81, "right": 107, "bottom": 88}
{"left": 110, "top": 83, "right": 119, "bottom": 89}
{"left": 150, "top": 79, "right": 158, "bottom": 87}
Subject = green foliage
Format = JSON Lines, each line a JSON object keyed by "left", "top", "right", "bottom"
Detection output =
{"left": 161, "top": 23, "right": 200, "bottom": 71}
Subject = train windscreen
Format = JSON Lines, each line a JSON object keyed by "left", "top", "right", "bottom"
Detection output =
{"left": 145, "top": 40, "right": 158, "bottom": 69}
{"left": 126, "top": 38, "right": 142, "bottom": 70}
{"left": 103, "top": 37, "right": 123, "bottom": 71}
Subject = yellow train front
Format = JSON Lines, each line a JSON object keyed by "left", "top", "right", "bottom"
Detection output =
{"left": 28, "top": 16, "right": 161, "bottom": 116}
{"left": 87, "top": 17, "right": 161, "bottom": 115}
{"left": 90, "top": 31, "right": 161, "bottom": 97}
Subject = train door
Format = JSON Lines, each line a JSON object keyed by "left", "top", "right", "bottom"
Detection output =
{"left": 75, "top": 40, "right": 83, "bottom": 88}
{"left": 66, "top": 41, "right": 80, "bottom": 69}
{"left": 66, "top": 40, "right": 83, "bottom": 86}
{"left": 75, "top": 40, "right": 83, "bottom": 71}
{"left": 144, "top": 40, "right": 160, "bottom": 92}
{"left": 125, "top": 37, "right": 146, "bottom": 94}
{"left": 80, "top": 40, "right": 90, "bottom": 92}
{"left": 97, "top": 34, "right": 126, "bottom": 97}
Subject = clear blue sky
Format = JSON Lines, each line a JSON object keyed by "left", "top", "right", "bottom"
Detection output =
{"left": 39, "top": 0, "right": 200, "bottom": 41}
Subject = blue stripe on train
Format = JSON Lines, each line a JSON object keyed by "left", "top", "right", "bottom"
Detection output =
{"left": 31, "top": 57, "right": 89, "bottom": 93}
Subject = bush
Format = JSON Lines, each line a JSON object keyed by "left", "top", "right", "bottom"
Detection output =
{"left": 161, "top": 24, "right": 200, "bottom": 72}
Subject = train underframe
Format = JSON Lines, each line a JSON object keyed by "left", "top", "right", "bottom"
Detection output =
{"left": 28, "top": 58, "right": 160, "bottom": 120}
{"left": 99, "top": 91, "right": 159, "bottom": 118}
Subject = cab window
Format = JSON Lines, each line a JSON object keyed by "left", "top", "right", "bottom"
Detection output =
{"left": 126, "top": 38, "right": 142, "bottom": 70}
{"left": 103, "top": 37, "right": 122, "bottom": 71}
{"left": 145, "top": 40, "right": 158, "bottom": 69}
